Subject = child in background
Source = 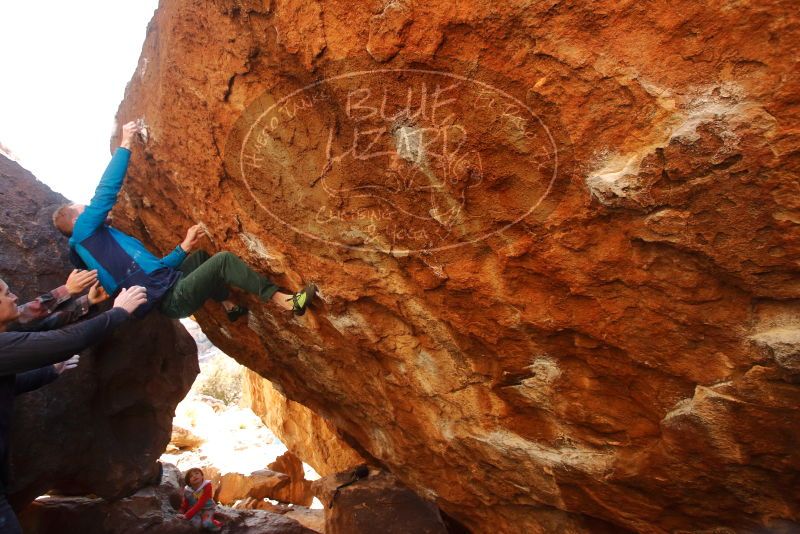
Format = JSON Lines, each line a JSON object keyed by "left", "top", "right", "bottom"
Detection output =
{"left": 177, "top": 467, "right": 222, "bottom": 532}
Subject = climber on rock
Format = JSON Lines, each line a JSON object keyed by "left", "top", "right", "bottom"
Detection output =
{"left": 52, "top": 121, "right": 316, "bottom": 321}
{"left": 0, "top": 276, "right": 147, "bottom": 534}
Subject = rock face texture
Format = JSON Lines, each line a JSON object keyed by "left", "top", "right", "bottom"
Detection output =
{"left": 213, "top": 469, "right": 289, "bottom": 505}
{"left": 313, "top": 469, "right": 448, "bottom": 534}
{"left": 10, "top": 313, "right": 197, "bottom": 505}
{"left": 114, "top": 1, "right": 800, "bottom": 532}
{"left": 243, "top": 369, "right": 364, "bottom": 477}
{"left": 268, "top": 452, "right": 314, "bottom": 506}
{"left": 0, "top": 155, "right": 76, "bottom": 297}
{"left": 0, "top": 154, "right": 198, "bottom": 507}
{"left": 19, "top": 464, "right": 318, "bottom": 534}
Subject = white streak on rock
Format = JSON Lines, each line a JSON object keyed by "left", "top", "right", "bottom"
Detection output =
{"left": 239, "top": 232, "right": 278, "bottom": 261}
{"left": 751, "top": 327, "right": 800, "bottom": 371}
{"left": 585, "top": 83, "right": 772, "bottom": 206}
{"left": 478, "top": 429, "right": 614, "bottom": 476}
{"left": 508, "top": 356, "right": 561, "bottom": 407}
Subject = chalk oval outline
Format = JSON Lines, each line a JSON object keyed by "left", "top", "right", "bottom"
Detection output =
{"left": 239, "top": 68, "right": 559, "bottom": 255}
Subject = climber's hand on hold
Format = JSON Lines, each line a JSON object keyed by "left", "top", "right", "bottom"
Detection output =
{"left": 180, "top": 224, "right": 205, "bottom": 253}
{"left": 120, "top": 121, "right": 139, "bottom": 150}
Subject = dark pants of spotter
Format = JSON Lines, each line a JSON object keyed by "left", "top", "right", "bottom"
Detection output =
{"left": 159, "top": 250, "right": 280, "bottom": 319}
{"left": 0, "top": 495, "right": 22, "bottom": 534}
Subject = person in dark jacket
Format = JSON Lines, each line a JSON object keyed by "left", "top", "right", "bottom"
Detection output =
{"left": 0, "top": 278, "right": 146, "bottom": 534}
{"left": 52, "top": 121, "right": 316, "bottom": 321}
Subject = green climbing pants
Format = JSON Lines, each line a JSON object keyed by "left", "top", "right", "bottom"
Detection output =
{"left": 158, "top": 250, "right": 280, "bottom": 318}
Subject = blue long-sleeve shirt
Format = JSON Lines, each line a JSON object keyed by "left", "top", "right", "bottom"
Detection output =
{"left": 69, "top": 148, "right": 184, "bottom": 316}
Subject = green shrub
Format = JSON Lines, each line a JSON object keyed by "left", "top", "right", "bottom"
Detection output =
{"left": 192, "top": 355, "right": 244, "bottom": 405}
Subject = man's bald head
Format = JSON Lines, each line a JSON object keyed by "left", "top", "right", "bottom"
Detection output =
{"left": 52, "top": 203, "right": 85, "bottom": 237}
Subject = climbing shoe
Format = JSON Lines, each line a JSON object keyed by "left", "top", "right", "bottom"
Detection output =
{"left": 288, "top": 283, "right": 317, "bottom": 316}
{"left": 226, "top": 305, "right": 249, "bottom": 323}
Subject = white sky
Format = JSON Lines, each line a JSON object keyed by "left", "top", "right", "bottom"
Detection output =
{"left": 0, "top": 1, "right": 159, "bottom": 203}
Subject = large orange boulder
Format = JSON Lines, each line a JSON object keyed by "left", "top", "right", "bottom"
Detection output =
{"left": 213, "top": 469, "right": 289, "bottom": 505}
{"left": 268, "top": 452, "right": 314, "bottom": 506}
{"left": 243, "top": 370, "right": 364, "bottom": 477}
{"left": 113, "top": 1, "right": 800, "bottom": 532}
